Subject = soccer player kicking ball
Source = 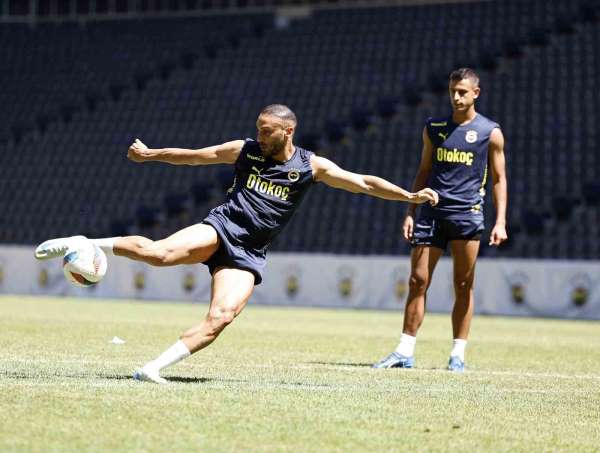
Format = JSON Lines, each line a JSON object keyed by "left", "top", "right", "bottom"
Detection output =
{"left": 35, "top": 104, "right": 438, "bottom": 384}
{"left": 373, "top": 68, "right": 508, "bottom": 372}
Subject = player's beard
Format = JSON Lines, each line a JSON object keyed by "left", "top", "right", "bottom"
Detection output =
{"left": 260, "top": 137, "right": 286, "bottom": 157}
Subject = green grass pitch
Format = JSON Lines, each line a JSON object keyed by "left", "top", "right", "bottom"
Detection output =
{"left": 1, "top": 296, "right": 599, "bottom": 451}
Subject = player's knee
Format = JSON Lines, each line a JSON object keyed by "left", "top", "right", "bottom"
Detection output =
{"left": 454, "top": 278, "right": 473, "bottom": 295}
{"left": 409, "top": 273, "right": 428, "bottom": 292}
{"left": 207, "top": 305, "right": 236, "bottom": 330}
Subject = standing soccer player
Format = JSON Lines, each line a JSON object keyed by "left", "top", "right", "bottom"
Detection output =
{"left": 373, "top": 68, "right": 507, "bottom": 372}
{"left": 35, "top": 104, "right": 438, "bottom": 384}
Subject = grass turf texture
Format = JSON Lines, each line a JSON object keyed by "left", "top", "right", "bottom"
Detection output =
{"left": 1, "top": 296, "right": 599, "bottom": 452}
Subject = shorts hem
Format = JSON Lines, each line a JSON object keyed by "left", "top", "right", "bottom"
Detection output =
{"left": 201, "top": 217, "right": 264, "bottom": 285}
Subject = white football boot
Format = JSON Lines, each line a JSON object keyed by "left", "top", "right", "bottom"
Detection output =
{"left": 132, "top": 368, "right": 168, "bottom": 385}
{"left": 34, "top": 235, "right": 88, "bottom": 260}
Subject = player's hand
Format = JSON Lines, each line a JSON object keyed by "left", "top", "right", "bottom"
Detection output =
{"left": 402, "top": 214, "right": 414, "bottom": 241}
{"left": 489, "top": 223, "right": 508, "bottom": 246}
{"left": 414, "top": 188, "right": 439, "bottom": 206}
{"left": 127, "top": 138, "right": 150, "bottom": 162}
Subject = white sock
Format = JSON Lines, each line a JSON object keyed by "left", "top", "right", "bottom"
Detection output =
{"left": 90, "top": 237, "right": 120, "bottom": 254}
{"left": 395, "top": 333, "right": 416, "bottom": 357}
{"left": 450, "top": 339, "right": 467, "bottom": 361}
{"left": 143, "top": 340, "right": 191, "bottom": 373}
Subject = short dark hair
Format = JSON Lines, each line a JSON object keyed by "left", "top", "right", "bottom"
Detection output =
{"left": 260, "top": 104, "right": 297, "bottom": 127}
{"left": 449, "top": 67, "right": 480, "bottom": 86}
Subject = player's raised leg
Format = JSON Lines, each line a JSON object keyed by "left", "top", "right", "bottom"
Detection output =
{"left": 133, "top": 267, "right": 255, "bottom": 384}
{"left": 110, "top": 223, "right": 220, "bottom": 266}
{"left": 35, "top": 223, "right": 220, "bottom": 266}
{"left": 447, "top": 239, "right": 480, "bottom": 372}
{"left": 373, "top": 245, "right": 443, "bottom": 368}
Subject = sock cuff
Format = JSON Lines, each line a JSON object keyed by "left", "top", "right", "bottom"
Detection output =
{"left": 400, "top": 333, "right": 417, "bottom": 345}
{"left": 453, "top": 339, "right": 468, "bottom": 345}
{"left": 175, "top": 339, "right": 191, "bottom": 358}
{"left": 91, "top": 237, "right": 120, "bottom": 252}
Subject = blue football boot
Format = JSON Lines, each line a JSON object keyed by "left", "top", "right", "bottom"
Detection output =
{"left": 447, "top": 356, "right": 465, "bottom": 373}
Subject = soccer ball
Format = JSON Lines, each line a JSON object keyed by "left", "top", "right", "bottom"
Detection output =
{"left": 62, "top": 241, "right": 107, "bottom": 287}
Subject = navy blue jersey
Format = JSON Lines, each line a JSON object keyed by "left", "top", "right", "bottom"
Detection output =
{"left": 206, "top": 139, "right": 315, "bottom": 252}
{"left": 420, "top": 113, "right": 500, "bottom": 220}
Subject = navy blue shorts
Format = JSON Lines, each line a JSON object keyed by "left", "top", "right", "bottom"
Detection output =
{"left": 412, "top": 217, "right": 484, "bottom": 250}
{"left": 201, "top": 217, "right": 266, "bottom": 285}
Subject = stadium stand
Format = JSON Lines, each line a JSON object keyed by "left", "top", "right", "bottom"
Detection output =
{"left": 1, "top": 0, "right": 598, "bottom": 259}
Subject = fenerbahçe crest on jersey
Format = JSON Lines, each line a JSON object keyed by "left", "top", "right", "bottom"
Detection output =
{"left": 206, "top": 139, "right": 315, "bottom": 252}
{"left": 421, "top": 113, "right": 500, "bottom": 220}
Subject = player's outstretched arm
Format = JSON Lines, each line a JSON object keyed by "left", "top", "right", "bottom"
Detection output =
{"left": 311, "top": 155, "right": 438, "bottom": 205}
{"left": 488, "top": 128, "right": 508, "bottom": 246}
{"left": 127, "top": 139, "right": 244, "bottom": 165}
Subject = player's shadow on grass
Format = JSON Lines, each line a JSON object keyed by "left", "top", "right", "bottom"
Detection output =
{"left": 1, "top": 371, "right": 241, "bottom": 384}
{"left": 100, "top": 375, "right": 131, "bottom": 380}
{"left": 165, "top": 376, "right": 212, "bottom": 384}
{"left": 101, "top": 375, "right": 211, "bottom": 383}
{"left": 306, "top": 363, "right": 449, "bottom": 372}
{"left": 102, "top": 374, "right": 251, "bottom": 384}
{"left": 307, "top": 361, "right": 373, "bottom": 368}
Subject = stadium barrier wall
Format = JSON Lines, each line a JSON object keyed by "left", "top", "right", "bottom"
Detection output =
{"left": 0, "top": 245, "right": 598, "bottom": 319}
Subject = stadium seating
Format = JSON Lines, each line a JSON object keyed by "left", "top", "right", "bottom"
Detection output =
{"left": 1, "top": 0, "right": 598, "bottom": 259}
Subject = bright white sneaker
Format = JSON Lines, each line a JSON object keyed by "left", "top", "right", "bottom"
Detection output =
{"left": 34, "top": 235, "right": 87, "bottom": 260}
{"left": 132, "top": 368, "right": 168, "bottom": 384}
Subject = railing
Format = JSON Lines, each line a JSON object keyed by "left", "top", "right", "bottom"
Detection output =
{"left": 0, "top": 0, "right": 480, "bottom": 23}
